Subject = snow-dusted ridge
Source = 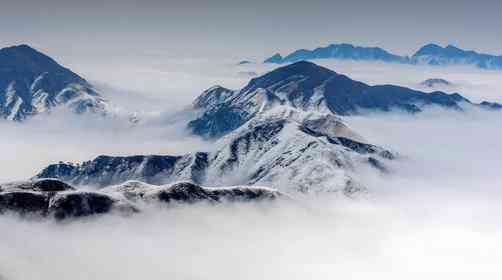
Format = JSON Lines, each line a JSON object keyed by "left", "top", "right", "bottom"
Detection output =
{"left": 35, "top": 106, "right": 395, "bottom": 195}
{"left": 0, "top": 179, "right": 283, "bottom": 220}
{"left": 188, "top": 61, "right": 500, "bottom": 139}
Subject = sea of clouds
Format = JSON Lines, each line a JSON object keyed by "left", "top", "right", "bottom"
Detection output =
{"left": 1, "top": 57, "right": 502, "bottom": 279}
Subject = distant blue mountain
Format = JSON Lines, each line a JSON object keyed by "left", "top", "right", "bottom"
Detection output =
{"left": 264, "top": 43, "right": 407, "bottom": 64}
{"left": 411, "top": 44, "right": 502, "bottom": 69}
{"left": 264, "top": 43, "right": 502, "bottom": 70}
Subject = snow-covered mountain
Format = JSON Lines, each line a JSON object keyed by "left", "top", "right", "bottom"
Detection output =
{"left": 0, "top": 45, "right": 109, "bottom": 121}
{"left": 189, "top": 61, "right": 478, "bottom": 138}
{"left": 35, "top": 61, "right": 502, "bottom": 195}
{"left": 264, "top": 43, "right": 502, "bottom": 70}
{"left": 34, "top": 107, "right": 394, "bottom": 195}
{"left": 0, "top": 179, "right": 282, "bottom": 219}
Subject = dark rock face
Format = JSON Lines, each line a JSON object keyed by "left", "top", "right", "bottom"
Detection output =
{"left": 48, "top": 192, "right": 120, "bottom": 220}
{"left": 188, "top": 106, "right": 249, "bottom": 138}
{"left": 0, "top": 179, "right": 77, "bottom": 216}
{"left": 0, "top": 179, "right": 282, "bottom": 220}
{"left": 32, "top": 179, "right": 75, "bottom": 192}
{"left": 0, "top": 191, "right": 48, "bottom": 215}
{"left": 143, "top": 182, "right": 282, "bottom": 204}
{"left": 325, "top": 78, "right": 468, "bottom": 114}
{"left": 210, "top": 187, "right": 281, "bottom": 202}
{"left": 0, "top": 179, "right": 131, "bottom": 219}
{"left": 152, "top": 182, "right": 218, "bottom": 203}
{"left": 0, "top": 44, "right": 108, "bottom": 121}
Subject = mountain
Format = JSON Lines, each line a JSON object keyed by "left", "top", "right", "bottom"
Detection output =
{"left": 264, "top": 42, "right": 502, "bottom": 70}
{"left": 237, "top": 60, "right": 253, "bottom": 65}
{"left": 35, "top": 107, "right": 395, "bottom": 195}
{"left": 35, "top": 61, "right": 501, "bottom": 195}
{"left": 264, "top": 43, "right": 406, "bottom": 64}
{"left": 0, "top": 179, "right": 282, "bottom": 220}
{"left": 420, "top": 78, "right": 452, "bottom": 88}
{"left": 411, "top": 44, "right": 502, "bottom": 69}
{"left": 479, "top": 101, "right": 502, "bottom": 110}
{"left": 0, "top": 44, "right": 109, "bottom": 121}
{"left": 264, "top": 53, "right": 284, "bottom": 64}
{"left": 36, "top": 153, "right": 211, "bottom": 187}
{"left": 189, "top": 61, "right": 476, "bottom": 138}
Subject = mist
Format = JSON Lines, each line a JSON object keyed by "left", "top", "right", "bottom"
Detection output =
{"left": 2, "top": 106, "right": 502, "bottom": 279}
{"left": 0, "top": 110, "right": 212, "bottom": 183}
{"left": 2, "top": 58, "right": 502, "bottom": 278}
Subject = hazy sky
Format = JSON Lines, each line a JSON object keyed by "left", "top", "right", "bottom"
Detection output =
{"left": 1, "top": 0, "right": 502, "bottom": 62}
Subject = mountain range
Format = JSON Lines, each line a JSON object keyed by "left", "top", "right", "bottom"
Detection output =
{"left": 0, "top": 45, "right": 499, "bottom": 209}
{"left": 264, "top": 43, "right": 502, "bottom": 70}
{"left": 0, "top": 45, "right": 109, "bottom": 121}
{"left": 32, "top": 60, "right": 502, "bottom": 197}
{"left": 189, "top": 61, "right": 496, "bottom": 138}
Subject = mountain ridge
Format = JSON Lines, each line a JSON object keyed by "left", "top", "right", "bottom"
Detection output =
{"left": 264, "top": 43, "right": 502, "bottom": 70}
{"left": 0, "top": 179, "right": 283, "bottom": 220}
{"left": 34, "top": 107, "right": 395, "bottom": 195}
{"left": 188, "top": 61, "right": 494, "bottom": 139}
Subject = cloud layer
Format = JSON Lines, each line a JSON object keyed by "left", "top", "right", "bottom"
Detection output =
{"left": 1, "top": 59, "right": 502, "bottom": 279}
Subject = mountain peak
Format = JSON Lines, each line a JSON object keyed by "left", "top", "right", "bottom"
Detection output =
{"left": 1, "top": 44, "right": 52, "bottom": 59}
{"left": 413, "top": 43, "right": 444, "bottom": 56}
{"left": 243, "top": 61, "right": 337, "bottom": 94}
{"left": 1, "top": 44, "right": 38, "bottom": 52}
{"left": 270, "top": 60, "right": 336, "bottom": 75}
{"left": 0, "top": 44, "right": 77, "bottom": 77}
{"left": 264, "top": 53, "right": 283, "bottom": 63}
{"left": 0, "top": 44, "right": 108, "bottom": 121}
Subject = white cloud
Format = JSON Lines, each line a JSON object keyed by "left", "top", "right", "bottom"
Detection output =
{"left": 2, "top": 58, "right": 502, "bottom": 279}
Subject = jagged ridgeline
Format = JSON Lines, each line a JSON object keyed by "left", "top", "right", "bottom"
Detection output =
{"left": 189, "top": 61, "right": 497, "bottom": 138}
{"left": 264, "top": 43, "right": 502, "bottom": 70}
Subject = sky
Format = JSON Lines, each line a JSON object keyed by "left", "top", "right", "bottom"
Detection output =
{"left": 3, "top": 2, "right": 502, "bottom": 278}
{"left": 1, "top": 0, "right": 502, "bottom": 64}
